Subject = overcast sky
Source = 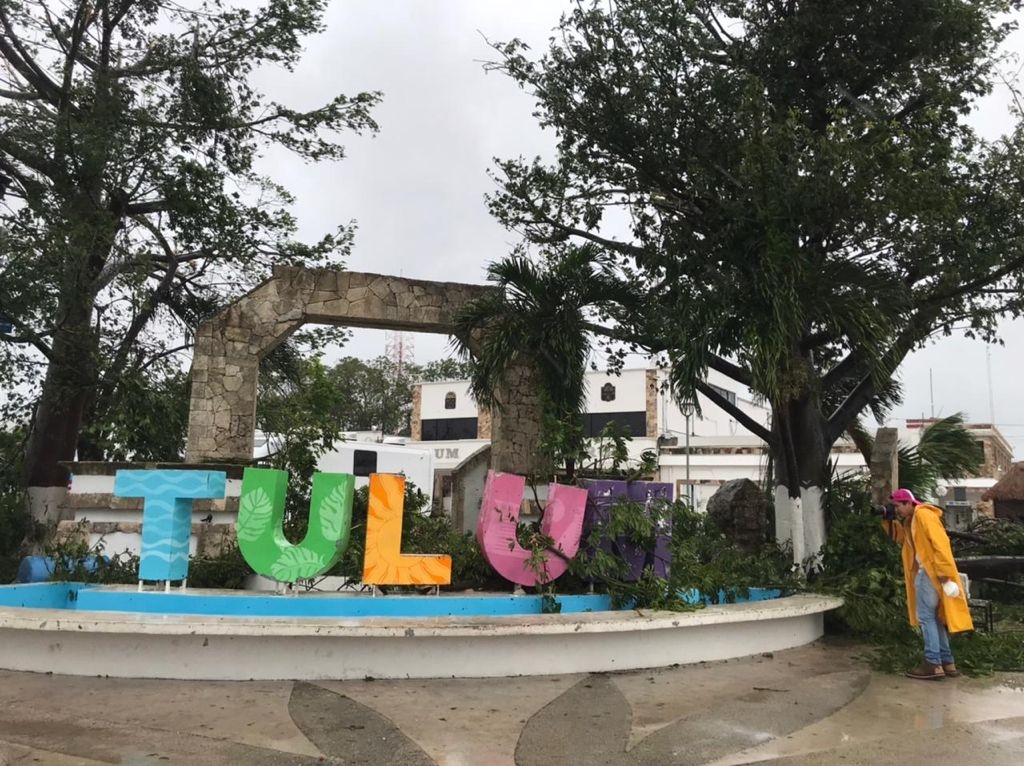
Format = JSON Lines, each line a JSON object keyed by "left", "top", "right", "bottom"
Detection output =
{"left": 252, "top": 1, "right": 1024, "bottom": 455}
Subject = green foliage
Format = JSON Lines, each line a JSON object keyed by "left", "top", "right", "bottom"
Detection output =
{"left": 325, "top": 356, "right": 418, "bottom": 436}
{"left": 258, "top": 357, "right": 354, "bottom": 511}
{"left": 37, "top": 524, "right": 252, "bottom": 590}
{"left": 43, "top": 529, "right": 139, "bottom": 585}
{"left": 536, "top": 411, "right": 589, "bottom": 480}
{"left": 0, "top": 0, "right": 378, "bottom": 485}
{"left": 897, "top": 414, "right": 984, "bottom": 499}
{"left": 476, "top": 0, "right": 1024, "bottom": 498}
{"left": 669, "top": 502, "right": 798, "bottom": 602}
{"left": 585, "top": 421, "right": 633, "bottom": 476}
{"left": 955, "top": 517, "right": 1024, "bottom": 557}
{"left": 0, "top": 429, "right": 36, "bottom": 581}
{"left": 815, "top": 510, "right": 1024, "bottom": 675}
{"left": 567, "top": 497, "right": 798, "bottom": 610}
{"left": 821, "top": 465, "right": 874, "bottom": 525}
{"left": 817, "top": 512, "right": 914, "bottom": 641}
{"left": 452, "top": 245, "right": 628, "bottom": 477}
{"left": 79, "top": 367, "right": 191, "bottom": 462}
{"left": 187, "top": 547, "right": 254, "bottom": 590}
{"left": 327, "top": 481, "right": 502, "bottom": 591}
{"left": 415, "top": 358, "right": 475, "bottom": 383}
{"left": 0, "top": 488, "right": 32, "bottom": 583}
{"left": 537, "top": 416, "right": 659, "bottom": 482}
{"left": 826, "top": 415, "right": 985, "bottom": 526}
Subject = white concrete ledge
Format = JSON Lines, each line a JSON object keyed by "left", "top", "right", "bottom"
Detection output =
{"left": 0, "top": 594, "right": 842, "bottom": 680}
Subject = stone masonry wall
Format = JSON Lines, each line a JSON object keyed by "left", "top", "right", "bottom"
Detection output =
{"left": 489, "top": 359, "right": 546, "bottom": 476}
{"left": 185, "top": 268, "right": 489, "bottom": 463}
{"left": 645, "top": 369, "right": 659, "bottom": 438}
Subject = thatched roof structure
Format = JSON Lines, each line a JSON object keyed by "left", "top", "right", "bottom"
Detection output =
{"left": 981, "top": 462, "right": 1024, "bottom": 501}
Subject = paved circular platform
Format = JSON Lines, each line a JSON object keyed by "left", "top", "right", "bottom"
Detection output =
{"left": 1, "top": 643, "right": 1022, "bottom": 765}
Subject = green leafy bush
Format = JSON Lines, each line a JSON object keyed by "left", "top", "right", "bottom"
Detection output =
{"left": 0, "top": 488, "right": 33, "bottom": 583}
{"left": 566, "top": 497, "right": 798, "bottom": 610}
{"left": 43, "top": 529, "right": 139, "bottom": 585}
{"left": 187, "top": 546, "right": 254, "bottom": 589}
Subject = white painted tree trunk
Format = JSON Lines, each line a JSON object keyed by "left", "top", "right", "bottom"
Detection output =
{"left": 26, "top": 485, "right": 68, "bottom": 528}
{"left": 774, "top": 485, "right": 826, "bottom": 570}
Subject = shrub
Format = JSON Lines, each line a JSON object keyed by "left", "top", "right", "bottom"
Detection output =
{"left": 566, "top": 497, "right": 798, "bottom": 610}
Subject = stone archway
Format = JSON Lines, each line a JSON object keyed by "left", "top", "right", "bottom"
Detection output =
{"left": 184, "top": 266, "right": 541, "bottom": 474}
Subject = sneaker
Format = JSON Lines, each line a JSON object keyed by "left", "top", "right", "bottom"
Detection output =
{"left": 905, "top": 662, "right": 945, "bottom": 680}
{"left": 942, "top": 663, "right": 961, "bottom": 678}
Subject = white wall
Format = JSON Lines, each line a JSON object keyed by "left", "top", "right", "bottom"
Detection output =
{"left": 585, "top": 368, "right": 649, "bottom": 413}
{"left": 419, "top": 380, "right": 478, "bottom": 419}
{"left": 419, "top": 367, "right": 774, "bottom": 444}
{"left": 420, "top": 439, "right": 490, "bottom": 471}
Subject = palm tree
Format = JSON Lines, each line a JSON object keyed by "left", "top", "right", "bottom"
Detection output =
{"left": 841, "top": 413, "right": 982, "bottom": 501}
{"left": 451, "top": 244, "right": 627, "bottom": 479}
{"left": 897, "top": 414, "right": 983, "bottom": 499}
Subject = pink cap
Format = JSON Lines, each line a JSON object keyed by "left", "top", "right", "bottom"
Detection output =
{"left": 889, "top": 488, "right": 918, "bottom": 504}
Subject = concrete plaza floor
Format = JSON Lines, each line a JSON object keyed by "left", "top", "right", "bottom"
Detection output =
{"left": 0, "top": 641, "right": 1021, "bottom": 765}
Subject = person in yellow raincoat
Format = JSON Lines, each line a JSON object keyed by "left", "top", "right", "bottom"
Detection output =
{"left": 883, "top": 488, "right": 973, "bottom": 680}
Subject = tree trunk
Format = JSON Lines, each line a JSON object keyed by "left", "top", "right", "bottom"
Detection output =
{"left": 22, "top": 188, "right": 113, "bottom": 520}
{"left": 771, "top": 391, "right": 831, "bottom": 569}
{"left": 22, "top": 295, "right": 99, "bottom": 521}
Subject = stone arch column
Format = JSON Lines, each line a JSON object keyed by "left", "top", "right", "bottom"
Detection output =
{"left": 184, "top": 266, "right": 544, "bottom": 476}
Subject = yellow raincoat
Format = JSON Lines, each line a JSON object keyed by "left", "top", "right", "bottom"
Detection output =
{"left": 884, "top": 503, "right": 973, "bottom": 633}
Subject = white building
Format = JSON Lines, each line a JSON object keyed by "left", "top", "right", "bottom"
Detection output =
{"left": 412, "top": 367, "right": 817, "bottom": 513}
{"left": 409, "top": 368, "right": 1012, "bottom": 520}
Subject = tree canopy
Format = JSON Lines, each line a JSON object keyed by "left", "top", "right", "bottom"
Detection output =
{"left": 469, "top": 0, "right": 1024, "bottom": 560}
{"left": 0, "top": 0, "right": 378, "bottom": 492}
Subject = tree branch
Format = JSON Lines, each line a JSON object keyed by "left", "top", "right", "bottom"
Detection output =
{"left": 0, "top": 87, "right": 42, "bottom": 100}
{"left": 0, "top": 315, "right": 53, "bottom": 359}
{"left": 695, "top": 379, "right": 774, "bottom": 444}
{"left": 922, "top": 250, "right": 1024, "bottom": 306}
{"left": 529, "top": 218, "right": 650, "bottom": 260}
{"left": 0, "top": 133, "right": 57, "bottom": 179}
{"left": 0, "top": 6, "right": 66, "bottom": 106}
{"left": 125, "top": 199, "right": 170, "bottom": 216}
{"left": 825, "top": 308, "right": 938, "bottom": 442}
{"left": 705, "top": 354, "right": 753, "bottom": 388}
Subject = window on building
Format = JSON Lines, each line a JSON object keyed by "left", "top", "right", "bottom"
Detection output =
{"left": 707, "top": 384, "right": 736, "bottom": 406}
{"left": 420, "top": 417, "right": 479, "bottom": 441}
{"left": 444, "top": 392, "right": 456, "bottom": 410}
{"left": 600, "top": 383, "right": 616, "bottom": 402}
{"left": 352, "top": 449, "right": 378, "bottom": 477}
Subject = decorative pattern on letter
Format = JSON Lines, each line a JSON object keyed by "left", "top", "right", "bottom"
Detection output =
{"left": 114, "top": 470, "right": 227, "bottom": 581}
{"left": 476, "top": 471, "right": 588, "bottom": 586}
{"left": 237, "top": 468, "right": 354, "bottom": 583}
{"left": 362, "top": 473, "right": 452, "bottom": 585}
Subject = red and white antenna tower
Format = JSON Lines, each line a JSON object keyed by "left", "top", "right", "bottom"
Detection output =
{"left": 385, "top": 330, "right": 415, "bottom": 379}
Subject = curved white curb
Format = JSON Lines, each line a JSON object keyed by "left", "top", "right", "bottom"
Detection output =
{"left": 0, "top": 593, "right": 841, "bottom": 680}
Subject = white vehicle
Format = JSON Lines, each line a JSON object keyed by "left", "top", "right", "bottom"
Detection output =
{"left": 316, "top": 441, "right": 434, "bottom": 508}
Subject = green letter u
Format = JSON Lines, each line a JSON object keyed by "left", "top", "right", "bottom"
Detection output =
{"left": 236, "top": 467, "right": 354, "bottom": 583}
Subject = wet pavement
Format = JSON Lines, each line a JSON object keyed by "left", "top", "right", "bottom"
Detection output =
{"left": 0, "top": 642, "right": 1021, "bottom": 765}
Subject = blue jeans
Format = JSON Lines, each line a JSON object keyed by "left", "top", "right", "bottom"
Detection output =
{"left": 915, "top": 568, "right": 954, "bottom": 666}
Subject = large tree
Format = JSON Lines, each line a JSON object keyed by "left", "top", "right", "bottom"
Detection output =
{"left": 0, "top": 1, "right": 377, "bottom": 508}
{"left": 476, "top": 0, "right": 1024, "bottom": 564}
{"left": 319, "top": 356, "right": 476, "bottom": 437}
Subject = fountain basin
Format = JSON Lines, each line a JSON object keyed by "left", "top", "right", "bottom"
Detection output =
{"left": 0, "top": 582, "right": 840, "bottom": 680}
{"left": 0, "top": 582, "right": 783, "bottom": 618}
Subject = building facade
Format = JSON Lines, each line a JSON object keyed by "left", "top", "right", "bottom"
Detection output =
{"left": 410, "top": 369, "right": 1014, "bottom": 523}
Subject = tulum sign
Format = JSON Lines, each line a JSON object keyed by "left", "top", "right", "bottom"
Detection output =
{"left": 114, "top": 468, "right": 672, "bottom": 588}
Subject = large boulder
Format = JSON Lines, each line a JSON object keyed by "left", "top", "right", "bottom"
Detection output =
{"left": 705, "top": 479, "right": 769, "bottom": 553}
